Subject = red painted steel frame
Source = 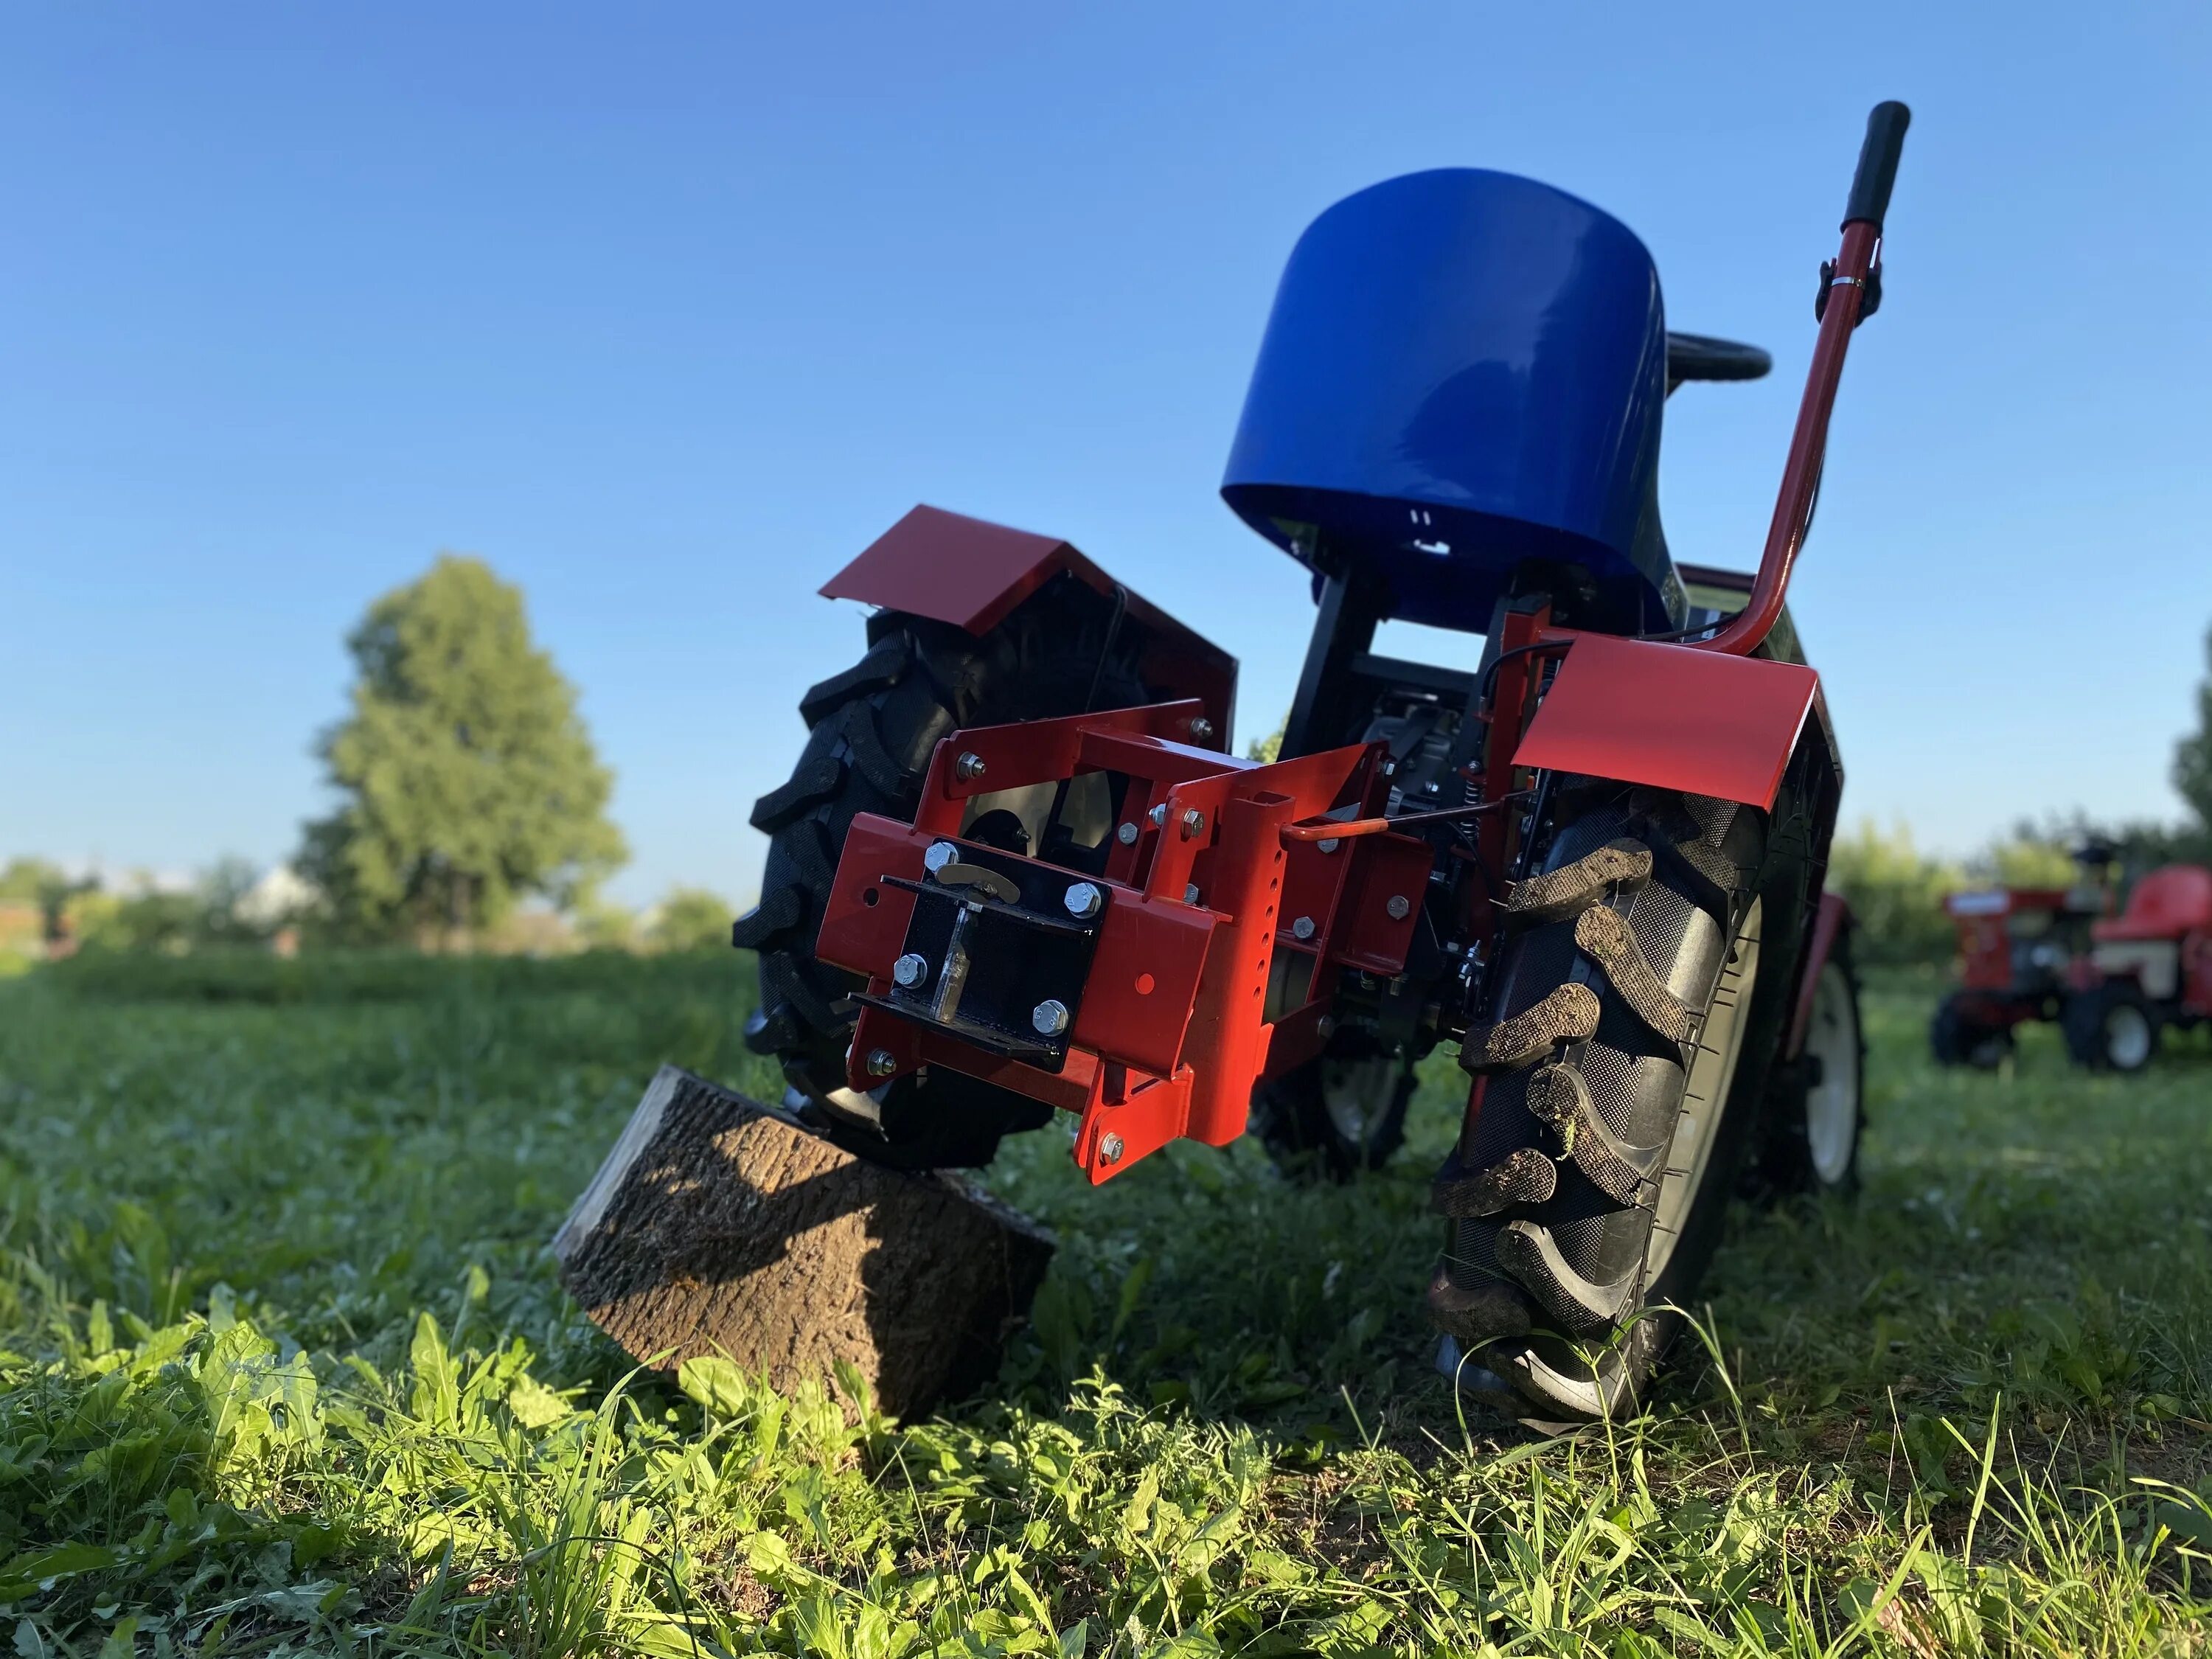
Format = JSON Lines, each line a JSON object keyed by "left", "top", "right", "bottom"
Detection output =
{"left": 1784, "top": 892, "right": 1852, "bottom": 1058}
{"left": 812, "top": 701, "right": 1430, "bottom": 1184}
{"left": 1695, "top": 217, "right": 1883, "bottom": 658}
{"left": 821, "top": 504, "right": 1239, "bottom": 740}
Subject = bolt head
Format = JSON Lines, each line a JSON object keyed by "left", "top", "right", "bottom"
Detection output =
{"left": 1386, "top": 894, "right": 1412, "bottom": 921}
{"left": 1116, "top": 821, "right": 1140, "bottom": 846}
{"left": 1189, "top": 717, "right": 1215, "bottom": 742}
{"left": 954, "top": 751, "right": 987, "bottom": 781}
{"left": 893, "top": 952, "right": 929, "bottom": 988}
{"left": 924, "top": 841, "right": 958, "bottom": 873}
{"left": 864, "top": 1047, "right": 898, "bottom": 1078}
{"left": 1032, "top": 998, "right": 1071, "bottom": 1037}
{"left": 1099, "top": 1131, "right": 1125, "bottom": 1165}
{"left": 1317, "top": 836, "right": 1341, "bottom": 855}
{"left": 1063, "top": 881, "right": 1103, "bottom": 920}
{"left": 1147, "top": 803, "right": 1169, "bottom": 828}
{"left": 1291, "top": 915, "right": 1316, "bottom": 941}
{"left": 1184, "top": 883, "right": 1200, "bottom": 905}
{"left": 1180, "top": 807, "right": 1206, "bottom": 839}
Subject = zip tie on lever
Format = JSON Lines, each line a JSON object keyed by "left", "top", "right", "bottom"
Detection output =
{"left": 1279, "top": 790, "right": 1534, "bottom": 844}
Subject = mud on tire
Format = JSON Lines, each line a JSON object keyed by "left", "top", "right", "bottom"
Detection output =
{"left": 1427, "top": 777, "right": 1815, "bottom": 1425}
{"left": 734, "top": 577, "right": 1157, "bottom": 1170}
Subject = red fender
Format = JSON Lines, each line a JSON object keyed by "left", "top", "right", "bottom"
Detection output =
{"left": 1511, "top": 633, "right": 1820, "bottom": 810}
{"left": 821, "top": 504, "right": 1239, "bottom": 743}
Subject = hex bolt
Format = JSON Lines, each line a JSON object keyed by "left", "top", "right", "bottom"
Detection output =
{"left": 1184, "top": 883, "right": 1201, "bottom": 905}
{"left": 1063, "top": 881, "right": 1103, "bottom": 919}
{"left": 1180, "top": 807, "right": 1207, "bottom": 839}
{"left": 1147, "top": 803, "right": 1169, "bottom": 829}
{"left": 1189, "top": 717, "right": 1215, "bottom": 742}
{"left": 1032, "top": 998, "right": 1071, "bottom": 1037}
{"left": 1317, "top": 836, "right": 1341, "bottom": 855}
{"left": 1099, "top": 1131, "right": 1125, "bottom": 1166}
{"left": 1290, "top": 915, "right": 1316, "bottom": 941}
{"left": 864, "top": 1048, "right": 899, "bottom": 1078}
{"left": 954, "top": 751, "right": 987, "bottom": 781}
{"left": 1116, "top": 821, "right": 1140, "bottom": 846}
{"left": 893, "top": 952, "right": 929, "bottom": 988}
{"left": 1386, "top": 894, "right": 1412, "bottom": 921}
{"left": 924, "top": 841, "right": 959, "bottom": 873}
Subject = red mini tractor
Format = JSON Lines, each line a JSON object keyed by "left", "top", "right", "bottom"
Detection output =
{"left": 1930, "top": 847, "right": 2115, "bottom": 1069}
{"left": 2063, "top": 863, "right": 2212, "bottom": 1071}
{"left": 735, "top": 106, "right": 1908, "bottom": 1423}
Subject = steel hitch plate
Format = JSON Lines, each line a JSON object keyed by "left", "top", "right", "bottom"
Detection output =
{"left": 852, "top": 841, "right": 1109, "bottom": 1071}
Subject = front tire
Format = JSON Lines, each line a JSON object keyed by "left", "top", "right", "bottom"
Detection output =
{"left": 1753, "top": 929, "right": 1864, "bottom": 1199}
{"left": 2062, "top": 980, "right": 2160, "bottom": 1073}
{"left": 1426, "top": 782, "right": 1812, "bottom": 1426}
{"left": 1249, "top": 1048, "right": 1415, "bottom": 1180}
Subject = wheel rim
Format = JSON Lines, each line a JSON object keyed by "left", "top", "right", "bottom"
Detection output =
{"left": 1804, "top": 960, "right": 1860, "bottom": 1186}
{"left": 1649, "top": 897, "right": 1761, "bottom": 1279}
{"left": 2105, "top": 1004, "right": 2152, "bottom": 1069}
{"left": 1321, "top": 1056, "right": 1397, "bottom": 1147}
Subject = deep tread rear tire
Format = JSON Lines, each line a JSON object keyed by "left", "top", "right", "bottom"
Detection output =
{"left": 735, "top": 579, "right": 1156, "bottom": 1170}
{"left": 1427, "top": 779, "right": 1813, "bottom": 1425}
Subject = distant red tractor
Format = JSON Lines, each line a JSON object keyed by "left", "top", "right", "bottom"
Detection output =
{"left": 1933, "top": 854, "right": 2212, "bottom": 1071}
{"left": 2065, "top": 864, "right": 2212, "bottom": 1071}
{"left": 1929, "top": 849, "right": 2112, "bottom": 1069}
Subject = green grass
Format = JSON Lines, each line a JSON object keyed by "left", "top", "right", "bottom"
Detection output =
{"left": 1, "top": 953, "right": 2208, "bottom": 1656}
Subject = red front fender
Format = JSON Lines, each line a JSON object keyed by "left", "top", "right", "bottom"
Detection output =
{"left": 821, "top": 504, "right": 1239, "bottom": 742}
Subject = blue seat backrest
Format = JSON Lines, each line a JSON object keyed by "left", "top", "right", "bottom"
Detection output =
{"left": 1222, "top": 169, "right": 1683, "bottom": 635}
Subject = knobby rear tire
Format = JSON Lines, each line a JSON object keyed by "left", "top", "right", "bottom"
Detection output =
{"left": 1427, "top": 780, "right": 1814, "bottom": 1426}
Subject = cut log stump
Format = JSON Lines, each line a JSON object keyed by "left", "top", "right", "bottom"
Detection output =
{"left": 554, "top": 1065, "right": 1054, "bottom": 1418}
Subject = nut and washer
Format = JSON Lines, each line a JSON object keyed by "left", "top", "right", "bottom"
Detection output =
{"left": 1180, "top": 807, "right": 1207, "bottom": 839}
{"left": 924, "top": 841, "right": 959, "bottom": 873}
{"left": 1063, "top": 881, "right": 1103, "bottom": 919}
{"left": 1290, "top": 915, "right": 1316, "bottom": 941}
{"left": 1116, "top": 821, "right": 1140, "bottom": 846}
{"left": 954, "top": 751, "right": 987, "bottom": 781}
{"left": 1317, "top": 836, "right": 1341, "bottom": 855}
{"left": 1189, "top": 717, "right": 1215, "bottom": 742}
{"left": 864, "top": 1048, "right": 899, "bottom": 1078}
{"left": 892, "top": 952, "right": 930, "bottom": 988}
{"left": 1032, "top": 998, "right": 1071, "bottom": 1037}
{"left": 1147, "top": 803, "right": 1169, "bottom": 829}
{"left": 1385, "top": 894, "right": 1412, "bottom": 921}
{"left": 1099, "top": 1131, "right": 1125, "bottom": 1166}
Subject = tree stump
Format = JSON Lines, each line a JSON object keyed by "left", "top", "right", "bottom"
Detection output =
{"left": 553, "top": 1065, "right": 1054, "bottom": 1417}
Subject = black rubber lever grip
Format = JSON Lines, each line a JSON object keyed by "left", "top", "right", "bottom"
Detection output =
{"left": 1843, "top": 100, "right": 1911, "bottom": 231}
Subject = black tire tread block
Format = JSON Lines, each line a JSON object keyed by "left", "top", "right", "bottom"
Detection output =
{"left": 1427, "top": 783, "right": 1797, "bottom": 1427}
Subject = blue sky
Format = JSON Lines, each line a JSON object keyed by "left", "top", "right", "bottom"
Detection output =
{"left": 4, "top": 3, "right": 2207, "bottom": 905}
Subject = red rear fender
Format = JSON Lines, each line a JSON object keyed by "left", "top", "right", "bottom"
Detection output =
{"left": 821, "top": 504, "right": 1239, "bottom": 742}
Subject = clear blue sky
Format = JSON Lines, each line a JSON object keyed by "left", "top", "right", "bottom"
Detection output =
{"left": 4, "top": 3, "right": 2207, "bottom": 905}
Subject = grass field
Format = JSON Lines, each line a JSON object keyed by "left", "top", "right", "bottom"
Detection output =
{"left": 1, "top": 951, "right": 2208, "bottom": 1656}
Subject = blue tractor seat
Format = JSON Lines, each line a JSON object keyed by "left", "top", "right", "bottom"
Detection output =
{"left": 1222, "top": 169, "right": 1759, "bottom": 637}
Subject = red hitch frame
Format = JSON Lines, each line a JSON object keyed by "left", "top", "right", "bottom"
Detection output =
{"left": 813, "top": 700, "right": 1432, "bottom": 1183}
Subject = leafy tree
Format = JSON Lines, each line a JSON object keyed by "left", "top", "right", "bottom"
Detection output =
{"left": 2175, "top": 623, "right": 2212, "bottom": 837}
{"left": 300, "top": 556, "right": 626, "bottom": 941}
{"left": 1824, "top": 818, "right": 1959, "bottom": 965}
{"left": 649, "top": 887, "right": 734, "bottom": 953}
{"left": 0, "top": 858, "right": 65, "bottom": 902}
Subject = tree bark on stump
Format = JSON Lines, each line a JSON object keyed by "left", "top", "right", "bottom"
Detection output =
{"left": 553, "top": 1065, "right": 1054, "bottom": 1418}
